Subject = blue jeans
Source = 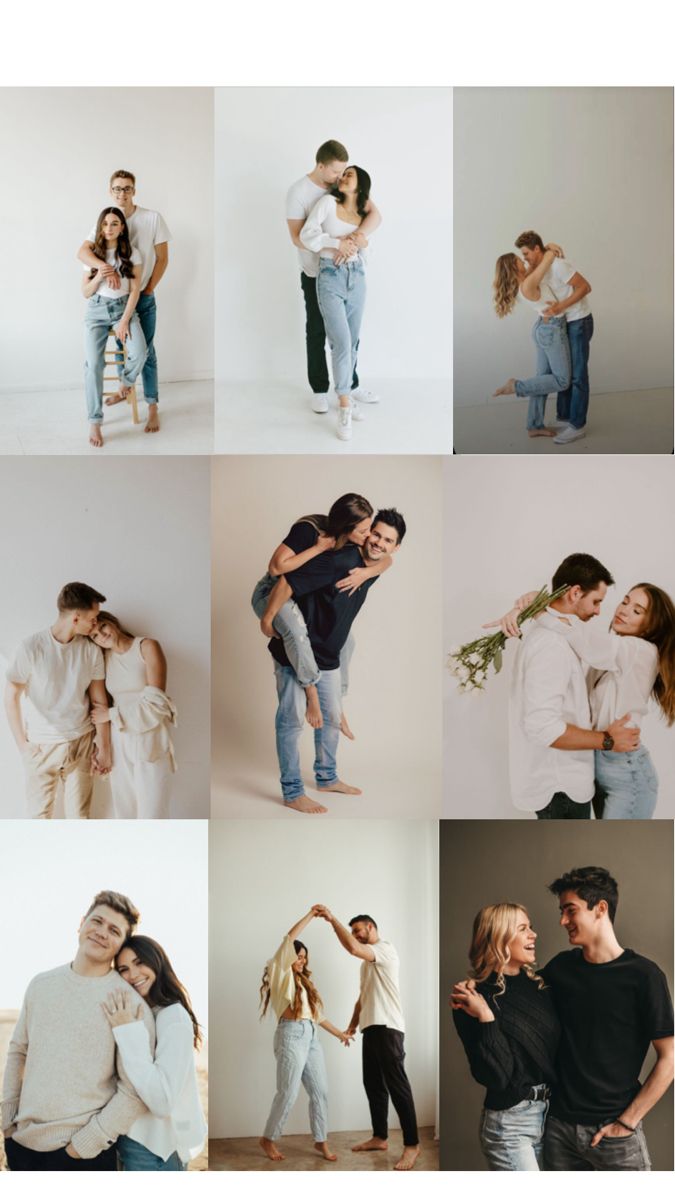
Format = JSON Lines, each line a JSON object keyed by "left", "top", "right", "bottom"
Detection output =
{"left": 252, "top": 575, "right": 354, "bottom": 693}
{"left": 118, "top": 291, "right": 158, "bottom": 403}
{"left": 117, "top": 1135, "right": 185, "bottom": 1172}
{"left": 274, "top": 663, "right": 341, "bottom": 801}
{"left": 594, "top": 746, "right": 658, "bottom": 819}
{"left": 514, "top": 317, "right": 571, "bottom": 431}
{"left": 479, "top": 1098, "right": 548, "bottom": 1171}
{"left": 556, "top": 313, "right": 594, "bottom": 429}
{"left": 263, "top": 1020, "right": 329, "bottom": 1142}
{"left": 84, "top": 296, "right": 147, "bottom": 422}
{"left": 317, "top": 257, "right": 366, "bottom": 395}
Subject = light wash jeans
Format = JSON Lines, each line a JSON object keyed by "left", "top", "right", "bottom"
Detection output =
{"left": 117, "top": 291, "right": 159, "bottom": 403}
{"left": 263, "top": 1019, "right": 329, "bottom": 1142}
{"left": 84, "top": 294, "right": 147, "bottom": 423}
{"left": 252, "top": 573, "right": 354, "bottom": 692}
{"left": 594, "top": 746, "right": 658, "bottom": 819}
{"left": 514, "top": 317, "right": 571, "bottom": 431}
{"left": 274, "top": 663, "right": 341, "bottom": 801}
{"left": 317, "top": 257, "right": 366, "bottom": 395}
{"left": 117, "top": 1135, "right": 185, "bottom": 1172}
{"left": 479, "top": 1097, "right": 548, "bottom": 1171}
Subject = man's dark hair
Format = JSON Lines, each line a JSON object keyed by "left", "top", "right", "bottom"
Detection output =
{"left": 57, "top": 582, "right": 106, "bottom": 613}
{"left": 515, "top": 230, "right": 545, "bottom": 252}
{"left": 349, "top": 914, "right": 378, "bottom": 929}
{"left": 315, "top": 139, "right": 349, "bottom": 165}
{"left": 373, "top": 508, "right": 406, "bottom": 545}
{"left": 548, "top": 866, "right": 619, "bottom": 924}
{"left": 551, "top": 553, "right": 614, "bottom": 594}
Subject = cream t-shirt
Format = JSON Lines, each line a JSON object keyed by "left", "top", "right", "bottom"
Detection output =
{"left": 265, "top": 935, "right": 321, "bottom": 1022}
{"left": 7, "top": 630, "right": 105, "bottom": 743}
{"left": 359, "top": 940, "right": 405, "bottom": 1033}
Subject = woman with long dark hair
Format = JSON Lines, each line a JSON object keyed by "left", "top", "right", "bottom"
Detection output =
{"left": 451, "top": 903, "right": 559, "bottom": 1171}
{"left": 252, "top": 493, "right": 393, "bottom": 734}
{"left": 300, "top": 166, "right": 373, "bottom": 441}
{"left": 81, "top": 207, "right": 147, "bottom": 448}
{"left": 90, "top": 612, "right": 176, "bottom": 819}
{"left": 259, "top": 908, "right": 353, "bottom": 1163}
{"left": 102, "top": 936, "right": 206, "bottom": 1171}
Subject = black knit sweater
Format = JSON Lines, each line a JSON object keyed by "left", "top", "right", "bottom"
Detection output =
{"left": 453, "top": 970, "right": 560, "bottom": 1110}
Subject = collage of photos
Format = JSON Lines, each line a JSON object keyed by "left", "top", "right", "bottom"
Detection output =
{"left": 0, "top": 81, "right": 674, "bottom": 1180}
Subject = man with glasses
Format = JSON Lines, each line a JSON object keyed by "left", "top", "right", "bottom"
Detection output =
{"left": 77, "top": 170, "right": 171, "bottom": 434}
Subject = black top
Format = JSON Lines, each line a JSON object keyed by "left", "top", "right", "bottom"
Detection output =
{"left": 268, "top": 521, "right": 377, "bottom": 671}
{"left": 542, "top": 948, "right": 674, "bottom": 1125}
{"left": 453, "top": 970, "right": 560, "bottom": 1110}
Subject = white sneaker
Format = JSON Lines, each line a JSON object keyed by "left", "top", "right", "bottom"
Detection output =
{"left": 351, "top": 386, "right": 380, "bottom": 404}
{"left": 554, "top": 424, "right": 586, "bottom": 444}
{"left": 337, "top": 406, "right": 352, "bottom": 441}
{"left": 350, "top": 398, "right": 365, "bottom": 421}
{"left": 552, "top": 418, "right": 569, "bottom": 429}
{"left": 311, "top": 392, "right": 329, "bottom": 414}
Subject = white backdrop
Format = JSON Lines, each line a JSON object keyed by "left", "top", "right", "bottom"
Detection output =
{"left": 443, "top": 456, "right": 675, "bottom": 818}
{"left": 209, "top": 819, "right": 438, "bottom": 1139}
{"left": 0, "top": 87, "right": 214, "bottom": 392}
{"left": 215, "top": 86, "right": 452, "bottom": 382}
{"left": 453, "top": 87, "right": 674, "bottom": 406}
{"left": 0, "top": 457, "right": 211, "bottom": 817}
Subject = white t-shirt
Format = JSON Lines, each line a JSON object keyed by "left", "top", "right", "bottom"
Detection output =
{"left": 300, "top": 194, "right": 364, "bottom": 264}
{"left": 6, "top": 630, "right": 105, "bottom": 743}
{"left": 521, "top": 280, "right": 564, "bottom": 317}
{"left": 286, "top": 175, "right": 331, "bottom": 278}
{"left": 87, "top": 206, "right": 172, "bottom": 291}
{"left": 359, "top": 940, "right": 405, "bottom": 1033}
{"left": 542, "top": 256, "right": 592, "bottom": 323}
{"left": 83, "top": 246, "right": 142, "bottom": 299}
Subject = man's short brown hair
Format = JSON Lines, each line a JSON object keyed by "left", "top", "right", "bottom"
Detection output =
{"left": 515, "top": 230, "right": 546, "bottom": 253}
{"left": 84, "top": 890, "right": 140, "bottom": 934}
{"left": 109, "top": 169, "right": 136, "bottom": 187}
{"left": 57, "top": 582, "right": 106, "bottom": 613}
{"left": 315, "top": 140, "right": 348, "bottom": 166}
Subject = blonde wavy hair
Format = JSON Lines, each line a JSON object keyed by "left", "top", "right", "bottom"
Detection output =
{"left": 493, "top": 253, "right": 522, "bottom": 318}
{"left": 468, "top": 903, "right": 545, "bottom": 996}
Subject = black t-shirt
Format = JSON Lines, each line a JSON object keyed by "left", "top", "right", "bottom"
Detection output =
{"left": 542, "top": 948, "right": 674, "bottom": 1125}
{"left": 267, "top": 521, "right": 377, "bottom": 671}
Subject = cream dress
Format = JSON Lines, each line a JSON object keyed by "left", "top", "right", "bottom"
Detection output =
{"left": 105, "top": 638, "right": 176, "bottom": 819}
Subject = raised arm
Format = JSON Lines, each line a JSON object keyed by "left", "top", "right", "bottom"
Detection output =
{"left": 4, "top": 680, "right": 29, "bottom": 752}
{"left": 288, "top": 909, "right": 317, "bottom": 941}
{"left": 140, "top": 639, "right": 168, "bottom": 690}
{"left": 520, "top": 248, "right": 559, "bottom": 299}
{"left": 269, "top": 535, "right": 335, "bottom": 577}
{"left": 314, "top": 906, "right": 376, "bottom": 961}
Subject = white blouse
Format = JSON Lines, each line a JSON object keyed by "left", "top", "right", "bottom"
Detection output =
{"left": 300, "top": 194, "right": 366, "bottom": 263}
{"left": 562, "top": 624, "right": 659, "bottom": 731}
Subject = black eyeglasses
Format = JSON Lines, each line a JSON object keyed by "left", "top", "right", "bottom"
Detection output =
{"left": 111, "top": 185, "right": 134, "bottom": 195}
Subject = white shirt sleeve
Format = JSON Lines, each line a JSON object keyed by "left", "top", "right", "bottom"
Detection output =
{"left": 89, "top": 643, "right": 106, "bottom": 682}
{"left": 6, "top": 640, "right": 31, "bottom": 685}
{"left": 300, "top": 196, "right": 341, "bottom": 252}
{"left": 112, "top": 1006, "right": 193, "bottom": 1118}
{"left": 552, "top": 257, "right": 577, "bottom": 285}
{"left": 521, "top": 637, "right": 571, "bottom": 746}
{"left": 286, "top": 182, "right": 306, "bottom": 220}
{"left": 153, "top": 212, "right": 171, "bottom": 244}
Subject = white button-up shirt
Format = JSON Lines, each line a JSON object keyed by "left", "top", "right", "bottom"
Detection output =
{"left": 509, "top": 610, "right": 595, "bottom": 812}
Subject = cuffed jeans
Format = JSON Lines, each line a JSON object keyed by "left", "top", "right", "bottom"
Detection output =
{"left": 84, "top": 295, "right": 147, "bottom": 422}
{"left": 263, "top": 1019, "right": 329, "bottom": 1142}
{"left": 317, "top": 257, "right": 366, "bottom": 396}
{"left": 479, "top": 1097, "right": 548, "bottom": 1171}
{"left": 594, "top": 746, "right": 658, "bottom": 819}
{"left": 362, "top": 1026, "right": 419, "bottom": 1147}
{"left": 544, "top": 1114, "right": 651, "bottom": 1171}
{"left": 118, "top": 291, "right": 159, "bottom": 404}
{"left": 536, "top": 792, "right": 591, "bottom": 820}
{"left": 300, "top": 272, "right": 358, "bottom": 394}
{"left": 118, "top": 1135, "right": 185, "bottom": 1171}
{"left": 556, "top": 313, "right": 594, "bottom": 429}
{"left": 514, "top": 317, "right": 570, "bottom": 431}
{"left": 274, "top": 663, "right": 341, "bottom": 801}
{"left": 253, "top": 575, "right": 355, "bottom": 694}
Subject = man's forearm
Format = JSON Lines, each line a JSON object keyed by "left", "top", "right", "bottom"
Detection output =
{"left": 551, "top": 725, "right": 606, "bottom": 751}
{"left": 144, "top": 253, "right": 168, "bottom": 293}
{"left": 330, "top": 915, "right": 362, "bottom": 956}
{"left": 348, "top": 999, "right": 361, "bottom": 1032}
{"left": 77, "top": 242, "right": 100, "bottom": 270}
{"left": 619, "top": 1050, "right": 674, "bottom": 1127}
{"left": 557, "top": 283, "right": 590, "bottom": 314}
{"left": 4, "top": 686, "right": 27, "bottom": 750}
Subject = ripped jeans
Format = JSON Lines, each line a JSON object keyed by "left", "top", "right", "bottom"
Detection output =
{"left": 252, "top": 572, "right": 354, "bottom": 693}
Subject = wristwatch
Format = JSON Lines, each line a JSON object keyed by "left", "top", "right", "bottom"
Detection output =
{"left": 602, "top": 732, "right": 614, "bottom": 751}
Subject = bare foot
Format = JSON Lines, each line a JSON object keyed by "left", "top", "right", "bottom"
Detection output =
{"left": 89, "top": 424, "right": 104, "bottom": 448}
{"left": 339, "top": 712, "right": 355, "bottom": 740}
{"left": 315, "top": 1141, "right": 337, "bottom": 1161}
{"left": 493, "top": 378, "right": 516, "bottom": 396}
{"left": 259, "top": 1136, "right": 284, "bottom": 1161}
{"left": 352, "top": 1137, "right": 388, "bottom": 1153}
{"left": 317, "top": 780, "right": 362, "bottom": 795}
{"left": 285, "top": 795, "right": 328, "bottom": 814}
{"left": 394, "top": 1146, "right": 420, "bottom": 1171}
{"left": 104, "top": 390, "right": 127, "bottom": 407}
{"left": 145, "top": 403, "right": 160, "bottom": 433}
{"left": 305, "top": 685, "right": 323, "bottom": 729}
{"left": 528, "top": 428, "right": 556, "bottom": 438}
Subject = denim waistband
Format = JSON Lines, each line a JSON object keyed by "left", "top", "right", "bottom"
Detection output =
{"left": 87, "top": 294, "right": 128, "bottom": 307}
{"left": 320, "top": 255, "right": 363, "bottom": 269}
{"left": 534, "top": 315, "right": 565, "bottom": 327}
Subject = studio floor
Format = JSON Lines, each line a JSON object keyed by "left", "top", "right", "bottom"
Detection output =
{"left": 0, "top": 381, "right": 213, "bottom": 455}
{"left": 209, "top": 1127, "right": 438, "bottom": 1172}
{"left": 453, "top": 387, "right": 673, "bottom": 454}
{"left": 216, "top": 379, "right": 451, "bottom": 454}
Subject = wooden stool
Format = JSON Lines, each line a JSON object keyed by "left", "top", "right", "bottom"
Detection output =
{"left": 103, "top": 328, "right": 140, "bottom": 424}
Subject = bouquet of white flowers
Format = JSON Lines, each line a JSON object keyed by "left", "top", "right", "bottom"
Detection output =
{"left": 448, "top": 585, "right": 568, "bottom": 692}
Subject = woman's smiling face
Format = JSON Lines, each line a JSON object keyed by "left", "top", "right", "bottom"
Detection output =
{"left": 90, "top": 620, "right": 117, "bottom": 650}
{"left": 101, "top": 213, "right": 124, "bottom": 242}
{"left": 338, "top": 167, "right": 358, "bottom": 195}
{"left": 612, "top": 587, "right": 650, "bottom": 636}
{"left": 117, "top": 947, "right": 156, "bottom": 998}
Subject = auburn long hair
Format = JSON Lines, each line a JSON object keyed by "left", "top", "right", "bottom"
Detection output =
{"left": 119, "top": 935, "right": 202, "bottom": 1049}
{"left": 296, "top": 493, "right": 374, "bottom": 550}
{"left": 259, "top": 939, "right": 323, "bottom": 1021}
{"left": 468, "top": 903, "right": 545, "bottom": 997}
{"left": 493, "top": 253, "right": 522, "bottom": 318}
{"left": 628, "top": 583, "right": 675, "bottom": 725}
{"left": 89, "top": 207, "right": 135, "bottom": 280}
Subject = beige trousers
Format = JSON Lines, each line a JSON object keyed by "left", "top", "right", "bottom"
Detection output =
{"left": 23, "top": 731, "right": 95, "bottom": 819}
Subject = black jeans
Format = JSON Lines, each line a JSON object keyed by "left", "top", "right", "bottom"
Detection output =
{"left": 362, "top": 1025, "right": 419, "bottom": 1146}
{"left": 300, "top": 272, "right": 358, "bottom": 393}
{"left": 537, "top": 792, "right": 592, "bottom": 820}
{"left": 4, "top": 1138, "right": 118, "bottom": 1171}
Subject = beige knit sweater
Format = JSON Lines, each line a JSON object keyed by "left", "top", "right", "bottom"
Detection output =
{"left": 1, "top": 964, "right": 155, "bottom": 1158}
